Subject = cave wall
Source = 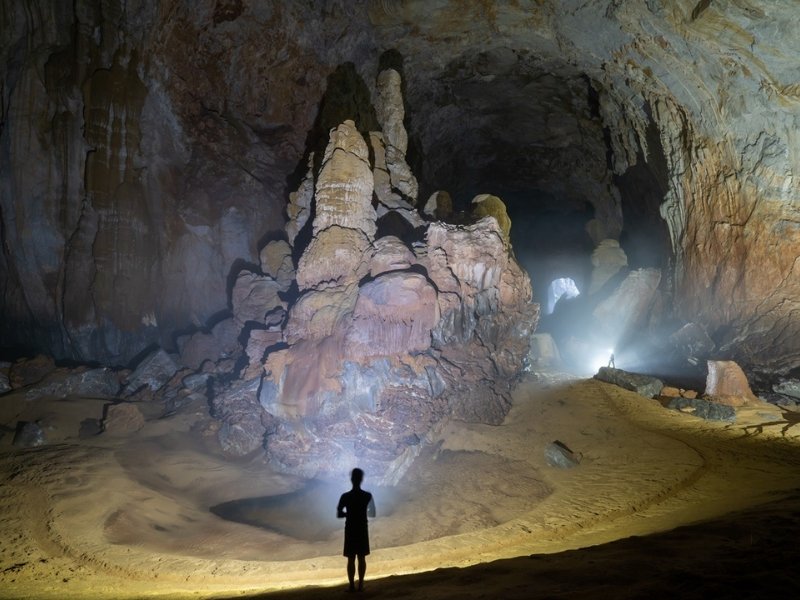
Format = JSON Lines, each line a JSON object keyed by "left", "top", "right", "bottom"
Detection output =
{"left": 2, "top": 0, "right": 798, "bottom": 375}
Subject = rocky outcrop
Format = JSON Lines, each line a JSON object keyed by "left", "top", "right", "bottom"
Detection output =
{"left": 236, "top": 91, "right": 537, "bottom": 481}
{"left": 705, "top": 360, "right": 758, "bottom": 407}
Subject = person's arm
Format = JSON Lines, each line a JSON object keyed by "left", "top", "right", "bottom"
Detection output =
{"left": 337, "top": 494, "right": 346, "bottom": 519}
{"left": 367, "top": 494, "right": 376, "bottom": 518}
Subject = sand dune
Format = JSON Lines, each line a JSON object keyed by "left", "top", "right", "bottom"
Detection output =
{"left": 1, "top": 373, "right": 799, "bottom": 599}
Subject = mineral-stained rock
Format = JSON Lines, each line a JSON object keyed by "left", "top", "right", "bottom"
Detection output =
{"left": 284, "top": 284, "right": 359, "bottom": 344}
{"left": 470, "top": 195, "right": 511, "bottom": 241}
{"left": 345, "top": 272, "right": 439, "bottom": 358}
{"left": 545, "top": 441, "right": 580, "bottom": 469}
{"left": 23, "top": 367, "right": 119, "bottom": 401}
{"left": 9, "top": 355, "right": 56, "bottom": 388}
{"left": 594, "top": 366, "right": 664, "bottom": 398}
{"left": 178, "top": 318, "right": 241, "bottom": 370}
{"left": 243, "top": 329, "right": 283, "bottom": 380}
{"left": 212, "top": 377, "right": 266, "bottom": 457}
{"left": 588, "top": 239, "right": 628, "bottom": 294}
{"left": 296, "top": 226, "right": 373, "bottom": 291}
{"left": 592, "top": 268, "right": 661, "bottom": 341}
{"left": 666, "top": 397, "right": 736, "bottom": 422}
{"left": 13, "top": 422, "right": 45, "bottom": 447}
{"left": 259, "top": 240, "right": 294, "bottom": 289}
{"left": 122, "top": 348, "right": 179, "bottom": 395}
{"left": 423, "top": 191, "right": 453, "bottom": 221}
{"left": 425, "top": 217, "right": 508, "bottom": 342}
{"left": 103, "top": 403, "right": 145, "bottom": 435}
{"left": 231, "top": 270, "right": 287, "bottom": 327}
{"left": 313, "top": 121, "right": 376, "bottom": 238}
{"left": 182, "top": 372, "right": 212, "bottom": 393}
{"left": 705, "top": 360, "right": 757, "bottom": 405}
{"left": 369, "top": 236, "right": 416, "bottom": 276}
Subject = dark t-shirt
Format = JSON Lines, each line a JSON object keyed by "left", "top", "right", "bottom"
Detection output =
{"left": 337, "top": 488, "right": 376, "bottom": 557}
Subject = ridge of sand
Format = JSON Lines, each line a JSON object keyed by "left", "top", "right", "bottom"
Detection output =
{"left": 1, "top": 374, "right": 799, "bottom": 599}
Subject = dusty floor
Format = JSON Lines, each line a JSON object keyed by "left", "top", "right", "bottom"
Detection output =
{"left": 1, "top": 372, "right": 799, "bottom": 599}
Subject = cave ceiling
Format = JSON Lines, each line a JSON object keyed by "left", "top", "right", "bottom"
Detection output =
{"left": 1, "top": 0, "right": 799, "bottom": 376}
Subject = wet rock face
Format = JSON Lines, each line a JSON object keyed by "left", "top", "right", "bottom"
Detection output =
{"left": 2, "top": 0, "right": 799, "bottom": 380}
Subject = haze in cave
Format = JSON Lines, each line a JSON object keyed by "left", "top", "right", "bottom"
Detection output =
{"left": 1, "top": 1, "right": 800, "bottom": 599}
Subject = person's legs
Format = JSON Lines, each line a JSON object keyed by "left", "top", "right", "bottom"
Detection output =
{"left": 346, "top": 555, "right": 356, "bottom": 591}
{"left": 357, "top": 554, "right": 366, "bottom": 590}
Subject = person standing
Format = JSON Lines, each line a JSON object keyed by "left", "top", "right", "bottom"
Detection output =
{"left": 337, "top": 468, "right": 376, "bottom": 592}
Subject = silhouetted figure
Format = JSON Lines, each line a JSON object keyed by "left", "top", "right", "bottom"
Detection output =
{"left": 337, "top": 468, "right": 376, "bottom": 592}
{"left": 608, "top": 352, "right": 616, "bottom": 368}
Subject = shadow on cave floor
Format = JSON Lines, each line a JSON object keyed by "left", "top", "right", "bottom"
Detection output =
{"left": 218, "top": 489, "right": 800, "bottom": 600}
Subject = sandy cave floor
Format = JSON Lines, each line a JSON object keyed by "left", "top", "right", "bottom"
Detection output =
{"left": 1, "top": 373, "right": 800, "bottom": 599}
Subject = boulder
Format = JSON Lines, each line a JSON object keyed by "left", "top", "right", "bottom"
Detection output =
{"left": 9, "top": 355, "right": 56, "bottom": 388}
{"left": 423, "top": 191, "right": 453, "bottom": 221}
{"left": 259, "top": 239, "right": 294, "bottom": 289}
{"left": 470, "top": 194, "right": 511, "bottom": 242}
{"left": 123, "top": 348, "right": 179, "bottom": 395}
{"left": 211, "top": 377, "right": 266, "bottom": 457}
{"left": 12, "top": 422, "right": 45, "bottom": 447}
{"left": 231, "top": 270, "right": 287, "bottom": 327}
{"left": 594, "top": 366, "right": 664, "bottom": 398}
{"left": 544, "top": 440, "right": 580, "bottom": 469}
{"left": 23, "top": 367, "right": 120, "bottom": 400}
{"left": 178, "top": 318, "right": 241, "bottom": 370}
{"left": 103, "top": 403, "right": 146, "bottom": 435}
{"left": 773, "top": 379, "right": 800, "bottom": 400}
{"left": 588, "top": 239, "right": 628, "bottom": 294}
{"left": 666, "top": 397, "right": 736, "bottom": 422}
{"left": 705, "top": 360, "right": 757, "bottom": 405}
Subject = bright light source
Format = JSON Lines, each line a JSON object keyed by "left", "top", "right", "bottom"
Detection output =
{"left": 546, "top": 277, "right": 580, "bottom": 314}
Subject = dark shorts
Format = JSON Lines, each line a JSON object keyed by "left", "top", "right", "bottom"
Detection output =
{"left": 343, "top": 523, "right": 370, "bottom": 557}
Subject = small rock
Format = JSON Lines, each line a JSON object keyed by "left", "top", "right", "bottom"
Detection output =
{"left": 681, "top": 389, "right": 699, "bottom": 399}
{"left": 544, "top": 440, "right": 580, "bottom": 469}
{"left": 103, "top": 403, "right": 145, "bottom": 435}
{"left": 594, "top": 367, "right": 664, "bottom": 398}
{"left": 666, "top": 397, "right": 736, "bottom": 422}
{"left": 12, "top": 422, "right": 46, "bottom": 447}
{"left": 660, "top": 386, "right": 681, "bottom": 398}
